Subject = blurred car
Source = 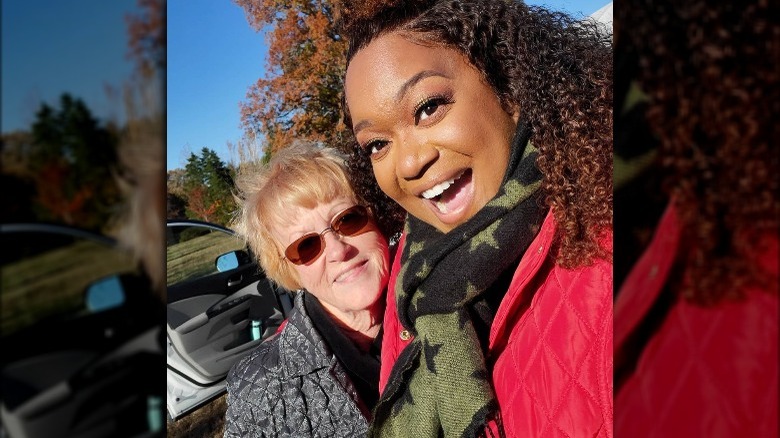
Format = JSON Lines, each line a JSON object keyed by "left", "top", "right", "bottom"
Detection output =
{"left": 0, "top": 223, "right": 164, "bottom": 438}
{"left": 165, "top": 220, "right": 292, "bottom": 421}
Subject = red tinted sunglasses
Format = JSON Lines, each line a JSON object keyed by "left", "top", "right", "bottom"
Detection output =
{"left": 284, "top": 205, "right": 372, "bottom": 265}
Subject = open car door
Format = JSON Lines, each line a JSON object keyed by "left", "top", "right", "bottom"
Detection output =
{"left": 0, "top": 223, "right": 164, "bottom": 438}
{"left": 165, "top": 220, "right": 291, "bottom": 420}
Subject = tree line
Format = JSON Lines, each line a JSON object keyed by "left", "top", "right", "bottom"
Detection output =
{"left": 167, "top": 148, "right": 236, "bottom": 227}
{"left": 1, "top": 94, "right": 124, "bottom": 233}
{"left": 2, "top": 0, "right": 366, "bottom": 232}
{"left": 169, "top": 0, "right": 350, "bottom": 229}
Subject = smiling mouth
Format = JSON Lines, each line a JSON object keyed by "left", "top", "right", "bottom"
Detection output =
{"left": 334, "top": 260, "right": 368, "bottom": 283}
{"left": 420, "top": 169, "right": 472, "bottom": 214}
{"left": 422, "top": 170, "right": 466, "bottom": 200}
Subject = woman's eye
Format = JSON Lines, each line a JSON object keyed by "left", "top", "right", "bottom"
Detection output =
{"left": 414, "top": 96, "right": 451, "bottom": 125}
{"left": 364, "top": 139, "right": 389, "bottom": 158}
{"left": 417, "top": 102, "right": 439, "bottom": 122}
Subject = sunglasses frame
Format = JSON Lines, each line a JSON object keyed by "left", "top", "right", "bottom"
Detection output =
{"left": 283, "top": 205, "right": 372, "bottom": 265}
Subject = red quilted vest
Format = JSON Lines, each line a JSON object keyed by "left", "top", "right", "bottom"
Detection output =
{"left": 379, "top": 211, "right": 614, "bottom": 437}
{"left": 614, "top": 202, "right": 779, "bottom": 437}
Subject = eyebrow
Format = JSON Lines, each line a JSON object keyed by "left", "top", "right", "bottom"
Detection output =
{"left": 352, "top": 69, "right": 450, "bottom": 135}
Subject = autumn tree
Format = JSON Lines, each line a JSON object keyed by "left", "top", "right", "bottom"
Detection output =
{"left": 126, "top": 0, "right": 166, "bottom": 79}
{"left": 182, "top": 148, "right": 236, "bottom": 225}
{"left": 233, "top": 0, "right": 350, "bottom": 153}
{"left": 27, "top": 94, "right": 122, "bottom": 230}
{"left": 233, "top": 0, "right": 406, "bottom": 237}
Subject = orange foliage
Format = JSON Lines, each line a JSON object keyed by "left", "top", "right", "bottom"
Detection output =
{"left": 126, "top": 0, "right": 166, "bottom": 78}
{"left": 185, "top": 185, "right": 222, "bottom": 223}
{"left": 233, "top": 0, "right": 349, "bottom": 153}
{"left": 36, "top": 161, "right": 94, "bottom": 225}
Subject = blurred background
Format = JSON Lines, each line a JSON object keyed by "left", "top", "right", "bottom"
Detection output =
{"left": 1, "top": 0, "right": 165, "bottom": 437}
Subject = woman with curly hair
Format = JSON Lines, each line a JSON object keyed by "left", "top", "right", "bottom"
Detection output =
{"left": 614, "top": 1, "right": 779, "bottom": 436}
{"left": 340, "top": 0, "right": 613, "bottom": 436}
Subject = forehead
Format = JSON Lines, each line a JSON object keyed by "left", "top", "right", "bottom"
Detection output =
{"left": 345, "top": 32, "right": 466, "bottom": 98}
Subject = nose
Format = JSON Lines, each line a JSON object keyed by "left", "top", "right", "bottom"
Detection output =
{"left": 322, "top": 230, "right": 352, "bottom": 262}
{"left": 397, "top": 131, "right": 439, "bottom": 181}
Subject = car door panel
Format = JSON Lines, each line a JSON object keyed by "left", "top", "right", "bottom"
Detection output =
{"left": 166, "top": 261, "right": 261, "bottom": 304}
{"left": 167, "top": 293, "right": 260, "bottom": 380}
{"left": 0, "top": 224, "right": 164, "bottom": 438}
{"left": 166, "top": 220, "right": 290, "bottom": 418}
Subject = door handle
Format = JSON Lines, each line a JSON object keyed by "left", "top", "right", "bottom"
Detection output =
{"left": 227, "top": 275, "right": 243, "bottom": 287}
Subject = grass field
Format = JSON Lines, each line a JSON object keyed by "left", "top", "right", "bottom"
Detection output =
{"left": 1, "top": 240, "right": 137, "bottom": 336}
{"left": 166, "top": 230, "right": 246, "bottom": 287}
{"left": 1, "top": 226, "right": 244, "bottom": 336}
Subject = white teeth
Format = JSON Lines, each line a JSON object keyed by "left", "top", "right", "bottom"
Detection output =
{"left": 422, "top": 179, "right": 453, "bottom": 199}
{"left": 421, "top": 171, "right": 465, "bottom": 200}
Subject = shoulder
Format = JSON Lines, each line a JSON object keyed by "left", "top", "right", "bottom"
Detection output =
{"left": 227, "top": 332, "right": 285, "bottom": 393}
{"left": 514, "top": 211, "right": 613, "bottom": 300}
{"left": 542, "top": 245, "right": 613, "bottom": 323}
{"left": 499, "top": 217, "right": 613, "bottom": 342}
{"left": 546, "top": 213, "right": 613, "bottom": 297}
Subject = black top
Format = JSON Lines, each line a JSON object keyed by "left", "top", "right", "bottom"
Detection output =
{"left": 303, "top": 292, "right": 382, "bottom": 411}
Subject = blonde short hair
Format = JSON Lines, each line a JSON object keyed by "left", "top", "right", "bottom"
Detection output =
{"left": 231, "top": 143, "right": 359, "bottom": 291}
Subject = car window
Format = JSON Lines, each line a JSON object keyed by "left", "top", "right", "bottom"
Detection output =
{"left": 0, "top": 230, "right": 138, "bottom": 337}
{"left": 166, "top": 224, "right": 246, "bottom": 288}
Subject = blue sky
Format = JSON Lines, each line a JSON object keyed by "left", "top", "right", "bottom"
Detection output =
{"left": 1, "top": 0, "right": 138, "bottom": 134}
{"left": 1, "top": 0, "right": 607, "bottom": 172}
{"left": 166, "top": 0, "right": 611, "bottom": 170}
{"left": 526, "top": 0, "right": 608, "bottom": 16}
{"left": 167, "top": 0, "right": 268, "bottom": 171}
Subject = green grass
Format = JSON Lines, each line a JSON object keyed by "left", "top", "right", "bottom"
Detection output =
{"left": 2, "top": 227, "right": 249, "bottom": 336}
{"left": 1, "top": 240, "right": 137, "bottom": 336}
{"left": 166, "top": 232, "right": 246, "bottom": 286}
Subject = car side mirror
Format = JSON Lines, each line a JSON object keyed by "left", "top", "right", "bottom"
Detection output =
{"left": 215, "top": 250, "right": 251, "bottom": 272}
{"left": 85, "top": 275, "right": 126, "bottom": 312}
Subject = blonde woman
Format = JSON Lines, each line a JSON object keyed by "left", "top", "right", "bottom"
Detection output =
{"left": 224, "top": 143, "right": 390, "bottom": 437}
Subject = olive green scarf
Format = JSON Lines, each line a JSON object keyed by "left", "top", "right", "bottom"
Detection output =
{"left": 369, "top": 123, "right": 546, "bottom": 437}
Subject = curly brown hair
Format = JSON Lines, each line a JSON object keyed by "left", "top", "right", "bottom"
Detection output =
{"left": 339, "top": 0, "right": 613, "bottom": 268}
{"left": 616, "top": 0, "right": 780, "bottom": 304}
{"left": 331, "top": 134, "right": 407, "bottom": 241}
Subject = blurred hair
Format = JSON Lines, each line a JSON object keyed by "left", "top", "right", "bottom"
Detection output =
{"left": 340, "top": 0, "right": 613, "bottom": 268}
{"left": 231, "top": 142, "right": 361, "bottom": 291}
{"left": 114, "top": 137, "right": 165, "bottom": 293}
{"left": 112, "top": 76, "right": 165, "bottom": 295}
{"left": 616, "top": 0, "right": 780, "bottom": 304}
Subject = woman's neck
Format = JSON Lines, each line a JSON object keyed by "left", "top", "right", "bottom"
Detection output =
{"left": 321, "top": 300, "right": 384, "bottom": 350}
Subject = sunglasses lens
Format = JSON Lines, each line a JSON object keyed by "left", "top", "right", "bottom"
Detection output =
{"left": 333, "top": 206, "right": 369, "bottom": 236}
{"left": 285, "top": 234, "right": 322, "bottom": 265}
{"left": 284, "top": 206, "right": 370, "bottom": 265}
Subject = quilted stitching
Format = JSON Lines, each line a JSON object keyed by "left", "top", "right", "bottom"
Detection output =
{"left": 491, "top": 231, "right": 613, "bottom": 437}
{"left": 616, "top": 289, "right": 778, "bottom": 437}
{"left": 614, "top": 205, "right": 778, "bottom": 437}
{"left": 224, "top": 292, "right": 369, "bottom": 437}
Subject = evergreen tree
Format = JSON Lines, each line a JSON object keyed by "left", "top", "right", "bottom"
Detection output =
{"left": 182, "top": 147, "right": 236, "bottom": 225}
{"left": 27, "top": 94, "right": 121, "bottom": 231}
